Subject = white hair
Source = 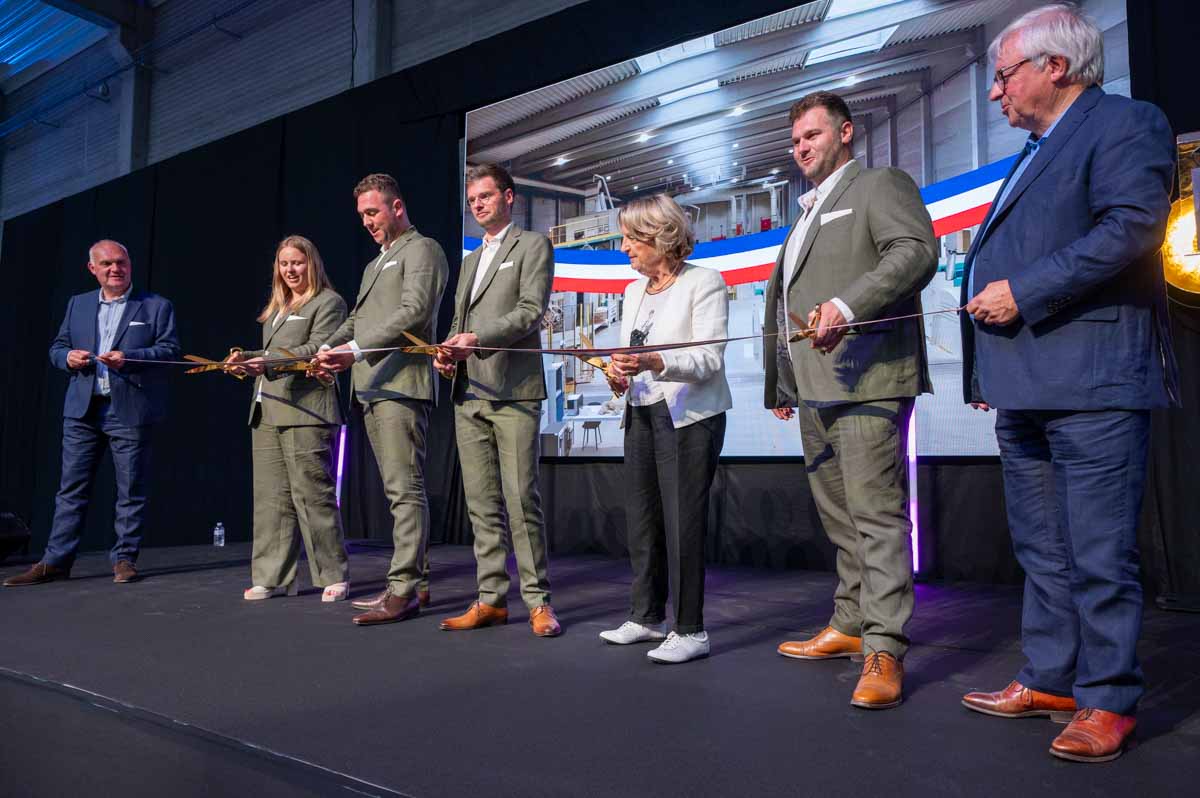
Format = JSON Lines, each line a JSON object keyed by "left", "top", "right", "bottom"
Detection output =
{"left": 988, "top": 3, "right": 1104, "bottom": 87}
{"left": 88, "top": 239, "right": 130, "bottom": 262}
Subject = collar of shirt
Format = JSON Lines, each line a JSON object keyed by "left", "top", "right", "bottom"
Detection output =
{"left": 99, "top": 287, "right": 131, "bottom": 306}
{"left": 483, "top": 223, "right": 513, "bottom": 248}
{"left": 798, "top": 158, "right": 856, "bottom": 213}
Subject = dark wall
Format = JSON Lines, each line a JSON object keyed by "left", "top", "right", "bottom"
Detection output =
{"left": 0, "top": 0, "right": 803, "bottom": 554}
{"left": 1128, "top": 0, "right": 1200, "bottom": 595}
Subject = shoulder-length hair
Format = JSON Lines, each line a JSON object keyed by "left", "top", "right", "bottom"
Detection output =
{"left": 258, "top": 235, "right": 335, "bottom": 322}
{"left": 618, "top": 194, "right": 696, "bottom": 264}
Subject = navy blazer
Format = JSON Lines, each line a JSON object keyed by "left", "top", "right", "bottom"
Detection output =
{"left": 960, "top": 86, "right": 1179, "bottom": 410}
{"left": 48, "top": 290, "right": 181, "bottom": 426}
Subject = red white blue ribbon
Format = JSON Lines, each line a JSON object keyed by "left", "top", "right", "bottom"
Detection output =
{"left": 463, "top": 155, "right": 1018, "bottom": 294}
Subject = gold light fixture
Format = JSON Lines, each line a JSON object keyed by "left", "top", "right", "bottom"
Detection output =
{"left": 1165, "top": 132, "right": 1200, "bottom": 295}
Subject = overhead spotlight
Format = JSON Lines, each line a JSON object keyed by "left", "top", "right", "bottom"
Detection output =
{"left": 606, "top": 175, "right": 612, "bottom": 180}
{"left": 668, "top": 159, "right": 674, "bottom": 165}
{"left": 633, "top": 185, "right": 639, "bottom": 190}
{"left": 846, "top": 75, "right": 860, "bottom": 86}
{"left": 730, "top": 106, "right": 747, "bottom": 116}
{"left": 732, "top": 161, "right": 738, "bottom": 166}
{"left": 554, "top": 156, "right": 568, "bottom": 166}
{"left": 732, "top": 143, "right": 740, "bottom": 149}
{"left": 771, "top": 168, "right": 780, "bottom": 175}
{"left": 636, "top": 132, "right": 651, "bottom": 143}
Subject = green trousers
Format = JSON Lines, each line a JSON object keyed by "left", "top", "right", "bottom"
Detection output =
{"left": 797, "top": 398, "right": 915, "bottom": 658}
{"left": 361, "top": 399, "right": 431, "bottom": 596}
{"left": 250, "top": 420, "right": 349, "bottom": 588}
{"left": 454, "top": 399, "right": 550, "bottom": 610}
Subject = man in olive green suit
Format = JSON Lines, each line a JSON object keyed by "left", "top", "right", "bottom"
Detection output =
{"left": 316, "top": 173, "right": 448, "bottom": 626}
{"left": 434, "top": 163, "right": 562, "bottom": 638}
{"left": 763, "top": 92, "right": 937, "bottom": 708}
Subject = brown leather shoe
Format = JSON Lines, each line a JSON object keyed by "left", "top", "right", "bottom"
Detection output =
{"left": 113, "top": 560, "right": 139, "bottom": 584}
{"left": 529, "top": 605, "right": 562, "bottom": 637}
{"left": 1050, "top": 708, "right": 1136, "bottom": 763}
{"left": 3, "top": 562, "right": 70, "bottom": 587}
{"left": 353, "top": 587, "right": 430, "bottom": 611}
{"left": 777, "top": 626, "right": 863, "bottom": 661}
{"left": 439, "top": 600, "right": 508, "bottom": 631}
{"left": 962, "top": 680, "right": 1076, "bottom": 723}
{"left": 352, "top": 591, "right": 420, "bottom": 626}
{"left": 851, "top": 651, "right": 903, "bottom": 709}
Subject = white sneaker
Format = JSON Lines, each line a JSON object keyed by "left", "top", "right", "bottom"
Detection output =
{"left": 243, "top": 585, "right": 287, "bottom": 601}
{"left": 599, "top": 621, "right": 668, "bottom": 645}
{"left": 647, "top": 631, "right": 710, "bottom": 664}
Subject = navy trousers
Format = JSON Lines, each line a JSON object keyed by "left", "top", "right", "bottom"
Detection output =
{"left": 994, "top": 408, "right": 1149, "bottom": 716}
{"left": 43, "top": 396, "right": 154, "bottom": 568}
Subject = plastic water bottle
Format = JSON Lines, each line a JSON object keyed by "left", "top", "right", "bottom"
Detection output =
{"left": 213, "top": 521, "right": 225, "bottom": 547}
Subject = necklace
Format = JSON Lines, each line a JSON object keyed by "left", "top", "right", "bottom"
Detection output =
{"left": 646, "top": 261, "right": 684, "bottom": 295}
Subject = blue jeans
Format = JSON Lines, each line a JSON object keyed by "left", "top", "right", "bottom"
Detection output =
{"left": 995, "top": 408, "right": 1149, "bottom": 715}
{"left": 43, "top": 397, "right": 154, "bottom": 568}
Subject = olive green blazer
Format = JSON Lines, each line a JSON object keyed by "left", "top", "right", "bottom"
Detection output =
{"left": 324, "top": 226, "right": 449, "bottom": 404}
{"left": 448, "top": 225, "right": 553, "bottom": 401}
{"left": 763, "top": 162, "right": 937, "bottom": 406}
{"left": 245, "top": 288, "right": 347, "bottom": 427}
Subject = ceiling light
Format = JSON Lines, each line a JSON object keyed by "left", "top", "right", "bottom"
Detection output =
{"left": 606, "top": 175, "right": 612, "bottom": 180}
{"left": 554, "top": 156, "right": 568, "bottom": 166}
{"left": 771, "top": 168, "right": 780, "bottom": 175}
{"left": 825, "top": 0, "right": 905, "bottom": 21}
{"left": 633, "top": 185, "right": 639, "bottom": 190}
{"left": 845, "top": 75, "right": 860, "bottom": 86}
{"left": 668, "top": 159, "right": 674, "bottom": 165}
{"left": 658, "top": 78, "right": 720, "bottom": 106}
{"left": 732, "top": 143, "right": 739, "bottom": 149}
{"left": 806, "top": 26, "right": 899, "bottom": 66}
{"left": 732, "top": 161, "right": 738, "bottom": 166}
{"left": 635, "top": 132, "right": 651, "bottom": 143}
{"left": 730, "top": 106, "right": 747, "bottom": 117}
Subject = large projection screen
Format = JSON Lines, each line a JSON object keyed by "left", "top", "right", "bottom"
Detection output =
{"left": 463, "top": 0, "right": 1132, "bottom": 457}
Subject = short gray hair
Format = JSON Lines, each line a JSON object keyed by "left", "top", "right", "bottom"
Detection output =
{"left": 989, "top": 3, "right": 1104, "bottom": 87}
{"left": 618, "top": 194, "right": 695, "bottom": 264}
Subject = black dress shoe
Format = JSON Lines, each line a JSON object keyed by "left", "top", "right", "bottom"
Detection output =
{"left": 4, "top": 562, "right": 70, "bottom": 587}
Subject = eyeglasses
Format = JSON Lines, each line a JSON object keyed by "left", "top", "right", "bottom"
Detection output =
{"left": 993, "top": 58, "right": 1031, "bottom": 92}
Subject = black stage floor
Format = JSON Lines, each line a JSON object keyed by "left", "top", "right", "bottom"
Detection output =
{"left": 2, "top": 543, "right": 1199, "bottom": 797}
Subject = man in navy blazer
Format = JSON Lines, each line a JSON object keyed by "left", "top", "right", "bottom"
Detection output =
{"left": 958, "top": 5, "right": 1178, "bottom": 763}
{"left": 4, "top": 240, "right": 180, "bottom": 587}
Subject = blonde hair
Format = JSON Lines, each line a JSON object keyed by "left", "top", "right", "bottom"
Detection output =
{"left": 257, "top": 235, "right": 334, "bottom": 322}
{"left": 618, "top": 194, "right": 696, "bottom": 264}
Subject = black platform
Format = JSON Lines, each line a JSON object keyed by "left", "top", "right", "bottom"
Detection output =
{"left": 2, "top": 543, "right": 1199, "bottom": 797}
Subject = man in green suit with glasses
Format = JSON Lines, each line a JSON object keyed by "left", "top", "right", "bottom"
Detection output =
{"left": 435, "top": 163, "right": 562, "bottom": 638}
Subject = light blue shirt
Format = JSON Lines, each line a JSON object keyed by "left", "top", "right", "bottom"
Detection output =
{"left": 94, "top": 289, "right": 130, "bottom": 396}
{"left": 969, "top": 106, "right": 1072, "bottom": 297}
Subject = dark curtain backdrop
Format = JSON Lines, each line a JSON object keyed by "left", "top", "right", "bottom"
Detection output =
{"left": 1128, "top": 0, "right": 1200, "bottom": 596}
{"left": 2, "top": 0, "right": 1196, "bottom": 591}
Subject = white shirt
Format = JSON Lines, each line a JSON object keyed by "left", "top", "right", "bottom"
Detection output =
{"left": 471, "top": 223, "right": 512, "bottom": 303}
{"left": 781, "top": 159, "right": 857, "bottom": 329}
{"left": 627, "top": 287, "right": 672, "bottom": 407}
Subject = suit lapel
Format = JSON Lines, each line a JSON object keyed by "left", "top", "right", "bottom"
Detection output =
{"left": 470, "top": 226, "right": 522, "bottom": 309}
{"left": 111, "top": 294, "right": 142, "bottom": 348}
{"left": 457, "top": 247, "right": 483, "bottom": 324}
{"left": 355, "top": 230, "right": 415, "bottom": 308}
{"left": 988, "top": 87, "right": 1101, "bottom": 233}
{"left": 263, "top": 308, "right": 285, "bottom": 349}
{"left": 788, "top": 161, "right": 860, "bottom": 289}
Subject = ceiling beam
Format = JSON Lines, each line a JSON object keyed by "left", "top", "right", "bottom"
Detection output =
{"left": 470, "top": 0, "right": 965, "bottom": 153}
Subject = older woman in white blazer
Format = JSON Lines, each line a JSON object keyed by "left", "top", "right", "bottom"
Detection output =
{"left": 599, "top": 194, "right": 732, "bottom": 664}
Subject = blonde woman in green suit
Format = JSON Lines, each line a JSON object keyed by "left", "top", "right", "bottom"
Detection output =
{"left": 228, "top": 235, "right": 351, "bottom": 602}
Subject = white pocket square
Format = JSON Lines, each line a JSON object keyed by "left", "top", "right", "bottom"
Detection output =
{"left": 284, "top": 314, "right": 307, "bottom": 321}
{"left": 498, "top": 261, "right": 515, "bottom": 271}
{"left": 128, "top": 320, "right": 148, "bottom": 326}
{"left": 820, "top": 208, "right": 854, "bottom": 225}
{"left": 379, "top": 260, "right": 398, "bottom": 271}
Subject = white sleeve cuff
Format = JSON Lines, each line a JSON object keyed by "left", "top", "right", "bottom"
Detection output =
{"left": 830, "top": 297, "right": 855, "bottom": 323}
{"left": 347, "top": 339, "right": 365, "bottom": 363}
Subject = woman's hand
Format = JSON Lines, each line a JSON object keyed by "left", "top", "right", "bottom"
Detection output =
{"left": 610, "top": 351, "right": 664, "bottom": 378}
{"left": 605, "top": 364, "right": 629, "bottom": 396}
{"left": 238, "top": 356, "right": 266, "bottom": 377}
